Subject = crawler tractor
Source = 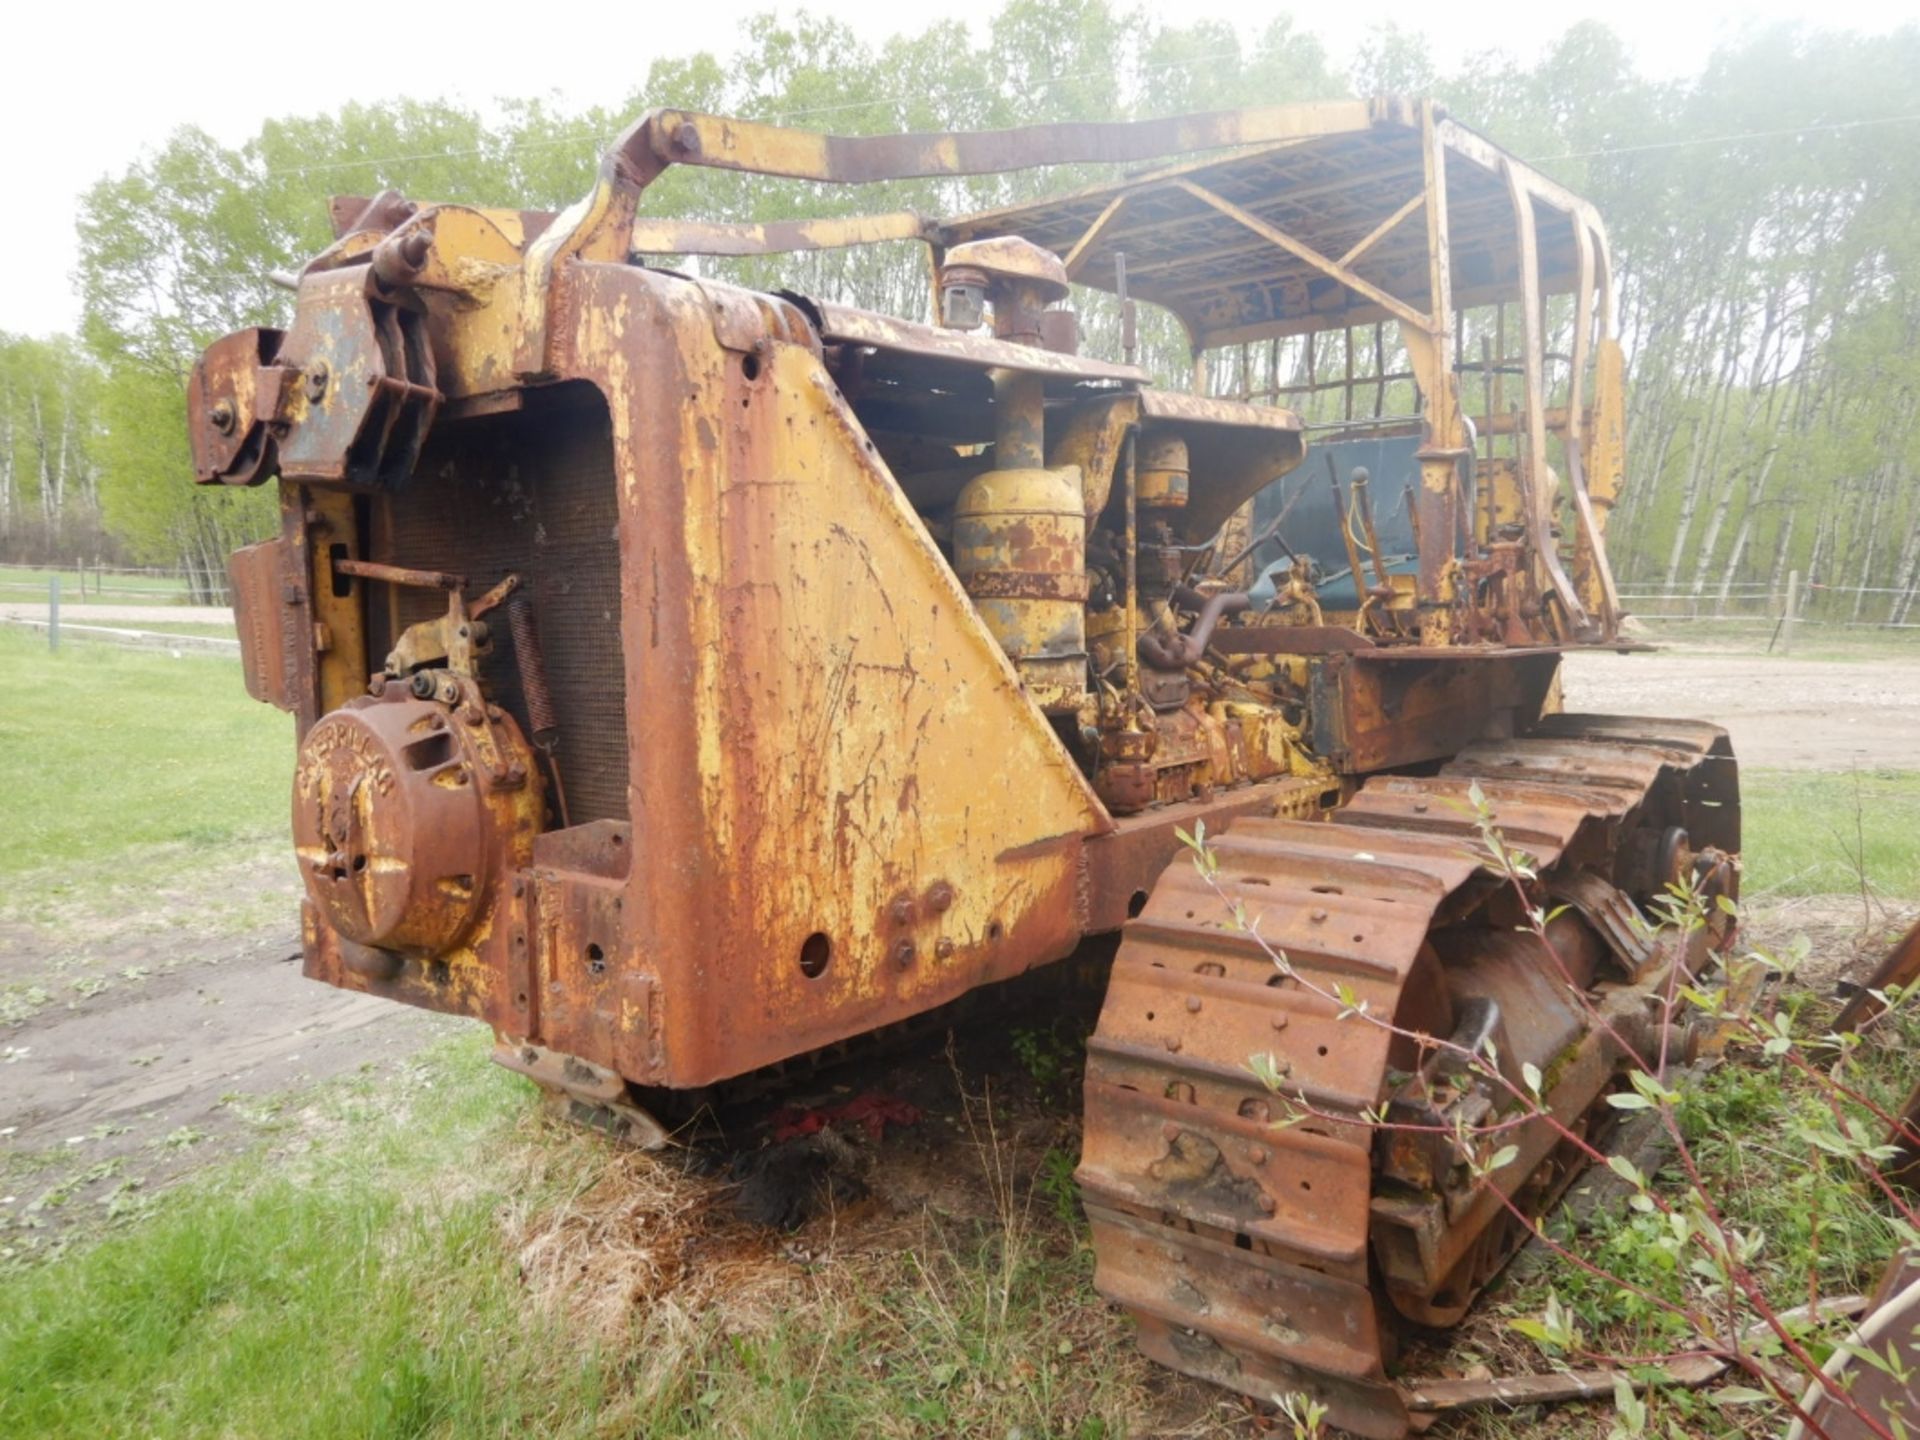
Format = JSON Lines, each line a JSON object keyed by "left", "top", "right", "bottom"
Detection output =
{"left": 188, "top": 97, "right": 1740, "bottom": 1436}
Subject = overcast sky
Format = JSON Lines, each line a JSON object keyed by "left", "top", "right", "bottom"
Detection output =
{"left": 3, "top": 0, "right": 1913, "bottom": 339}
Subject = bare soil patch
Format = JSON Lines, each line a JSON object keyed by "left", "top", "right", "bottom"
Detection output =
{"left": 0, "top": 852, "right": 452, "bottom": 1256}
{"left": 1560, "top": 649, "right": 1920, "bottom": 770}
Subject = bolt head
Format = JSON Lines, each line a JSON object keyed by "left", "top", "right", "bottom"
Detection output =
{"left": 892, "top": 939, "right": 916, "bottom": 967}
{"left": 208, "top": 399, "right": 236, "bottom": 434}
{"left": 889, "top": 898, "right": 914, "bottom": 925}
{"left": 927, "top": 882, "right": 954, "bottom": 912}
{"left": 409, "top": 673, "right": 435, "bottom": 699}
{"left": 1185, "top": 996, "right": 1201, "bottom": 1013}
{"left": 935, "top": 938, "right": 954, "bottom": 959}
{"left": 1257, "top": 1194, "right": 1276, "bottom": 1215}
{"left": 1248, "top": 1146, "right": 1268, "bottom": 1164}
{"left": 1310, "top": 907, "right": 1329, "bottom": 923}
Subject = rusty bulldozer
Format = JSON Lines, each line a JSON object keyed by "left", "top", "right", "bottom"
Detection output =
{"left": 188, "top": 96, "right": 1740, "bottom": 1436}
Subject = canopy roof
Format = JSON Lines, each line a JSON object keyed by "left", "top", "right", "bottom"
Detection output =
{"left": 937, "top": 101, "right": 1603, "bottom": 349}
{"left": 373, "top": 95, "right": 1612, "bottom": 370}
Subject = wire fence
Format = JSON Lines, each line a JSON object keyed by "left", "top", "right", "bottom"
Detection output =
{"left": 1618, "top": 579, "right": 1920, "bottom": 628}
{"left": 1616, "top": 573, "right": 1920, "bottom": 655}
{"left": 0, "top": 561, "right": 232, "bottom": 606}
{"left": 0, "top": 562, "right": 238, "bottom": 655}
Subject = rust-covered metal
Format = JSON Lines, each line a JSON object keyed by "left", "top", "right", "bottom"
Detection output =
{"left": 1834, "top": 915, "right": 1920, "bottom": 1040}
{"left": 1081, "top": 715, "right": 1737, "bottom": 1434}
{"left": 226, "top": 537, "right": 296, "bottom": 711}
{"left": 1789, "top": 1252, "right": 1920, "bottom": 1440}
{"left": 293, "top": 676, "right": 542, "bottom": 959}
{"left": 183, "top": 95, "right": 1743, "bottom": 1438}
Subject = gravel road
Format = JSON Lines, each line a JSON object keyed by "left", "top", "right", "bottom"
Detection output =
{"left": 1, "top": 603, "right": 235, "bottom": 625}
{"left": 1560, "top": 649, "right": 1920, "bottom": 770}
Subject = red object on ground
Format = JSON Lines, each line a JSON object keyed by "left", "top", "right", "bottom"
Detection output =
{"left": 768, "top": 1092, "right": 922, "bottom": 1143}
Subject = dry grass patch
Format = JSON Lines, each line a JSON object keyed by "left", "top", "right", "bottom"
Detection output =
{"left": 494, "top": 1066, "right": 1223, "bottom": 1438}
{"left": 507, "top": 1134, "right": 796, "bottom": 1341}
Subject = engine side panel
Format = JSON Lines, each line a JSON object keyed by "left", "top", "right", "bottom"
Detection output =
{"left": 550, "top": 262, "right": 1109, "bottom": 1085}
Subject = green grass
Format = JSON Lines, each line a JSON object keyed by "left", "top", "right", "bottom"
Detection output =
{"left": 21, "top": 618, "right": 238, "bottom": 642}
{"left": 1472, "top": 984, "right": 1920, "bottom": 1440}
{"left": 0, "top": 565, "right": 200, "bottom": 606}
{"left": 0, "top": 1035, "right": 1147, "bottom": 1440}
{"left": 0, "top": 1043, "right": 615, "bottom": 1440}
{"left": 1739, "top": 768, "right": 1920, "bottom": 901}
{"left": 0, "top": 627, "right": 288, "bottom": 883}
{"left": 6, "top": 972, "right": 1906, "bottom": 1440}
{"left": 1632, "top": 617, "right": 1920, "bottom": 662}
{"left": 74, "top": 620, "right": 239, "bottom": 640}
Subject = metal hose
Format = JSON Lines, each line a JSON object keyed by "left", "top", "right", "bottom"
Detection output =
{"left": 1137, "top": 585, "right": 1251, "bottom": 669}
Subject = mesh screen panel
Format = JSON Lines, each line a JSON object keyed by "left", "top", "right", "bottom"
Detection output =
{"left": 375, "top": 383, "right": 629, "bottom": 824}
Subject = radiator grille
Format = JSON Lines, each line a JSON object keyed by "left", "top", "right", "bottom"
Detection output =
{"left": 375, "top": 383, "right": 629, "bottom": 824}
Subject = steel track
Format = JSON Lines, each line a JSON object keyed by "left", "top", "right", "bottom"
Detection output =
{"left": 1076, "top": 712, "right": 1739, "bottom": 1438}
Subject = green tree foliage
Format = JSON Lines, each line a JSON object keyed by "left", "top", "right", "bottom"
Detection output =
{"left": 1431, "top": 23, "right": 1920, "bottom": 620}
{"left": 57, "top": 8, "right": 1920, "bottom": 623}
{"left": 0, "top": 334, "right": 101, "bottom": 562}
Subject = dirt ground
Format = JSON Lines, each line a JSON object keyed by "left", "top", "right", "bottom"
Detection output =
{"left": 2, "top": 646, "right": 1913, "bottom": 1260}
{"left": 0, "top": 603, "right": 235, "bottom": 625}
{"left": 1560, "top": 648, "right": 1920, "bottom": 770}
{"left": 0, "top": 851, "right": 452, "bottom": 1255}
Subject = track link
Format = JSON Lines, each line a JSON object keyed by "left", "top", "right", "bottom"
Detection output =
{"left": 1076, "top": 713, "right": 1738, "bottom": 1438}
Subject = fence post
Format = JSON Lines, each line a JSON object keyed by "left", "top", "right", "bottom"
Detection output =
{"left": 1782, "top": 569, "right": 1799, "bottom": 655}
{"left": 48, "top": 574, "right": 60, "bottom": 653}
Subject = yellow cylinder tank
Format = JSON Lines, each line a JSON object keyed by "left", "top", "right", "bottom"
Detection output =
{"left": 953, "top": 464, "right": 1088, "bottom": 712}
{"left": 1138, "top": 433, "right": 1190, "bottom": 511}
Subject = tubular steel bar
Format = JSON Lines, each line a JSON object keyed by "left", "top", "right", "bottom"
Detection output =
{"left": 1338, "top": 189, "right": 1427, "bottom": 269}
{"left": 1063, "top": 193, "right": 1134, "bottom": 280}
{"left": 1501, "top": 155, "right": 1593, "bottom": 638}
{"left": 1169, "top": 179, "right": 1431, "bottom": 332}
{"left": 1409, "top": 98, "right": 1461, "bottom": 634}
{"left": 618, "top": 100, "right": 1386, "bottom": 187}
{"left": 628, "top": 210, "right": 937, "bottom": 258}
